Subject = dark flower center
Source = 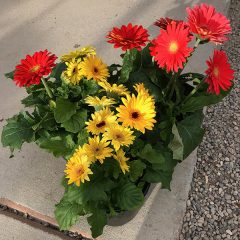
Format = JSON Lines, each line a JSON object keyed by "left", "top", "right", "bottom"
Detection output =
{"left": 72, "top": 67, "right": 77, "bottom": 74}
{"left": 76, "top": 167, "right": 84, "bottom": 175}
{"left": 96, "top": 121, "right": 106, "bottom": 128}
{"left": 93, "top": 67, "right": 99, "bottom": 73}
{"left": 131, "top": 111, "right": 139, "bottom": 119}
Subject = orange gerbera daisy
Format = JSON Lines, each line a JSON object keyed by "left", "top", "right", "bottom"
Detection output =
{"left": 14, "top": 50, "right": 57, "bottom": 87}
{"left": 205, "top": 50, "right": 234, "bottom": 95}
{"left": 150, "top": 22, "right": 193, "bottom": 72}
{"left": 106, "top": 23, "right": 149, "bottom": 51}
{"left": 186, "top": 4, "right": 231, "bottom": 44}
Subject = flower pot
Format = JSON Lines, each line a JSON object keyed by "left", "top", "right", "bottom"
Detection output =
{"left": 107, "top": 183, "right": 156, "bottom": 226}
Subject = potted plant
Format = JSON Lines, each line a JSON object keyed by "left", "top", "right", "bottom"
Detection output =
{"left": 1, "top": 3, "right": 234, "bottom": 238}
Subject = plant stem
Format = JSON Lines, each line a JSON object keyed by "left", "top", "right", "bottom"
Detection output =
{"left": 182, "top": 77, "right": 206, "bottom": 104}
{"left": 41, "top": 78, "right": 53, "bottom": 99}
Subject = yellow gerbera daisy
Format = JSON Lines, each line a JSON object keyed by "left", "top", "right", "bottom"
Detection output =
{"left": 61, "top": 45, "right": 96, "bottom": 62}
{"left": 113, "top": 149, "right": 130, "bottom": 174}
{"left": 134, "top": 83, "right": 150, "bottom": 97}
{"left": 65, "top": 154, "right": 93, "bottom": 187}
{"left": 64, "top": 58, "right": 82, "bottom": 85}
{"left": 99, "top": 81, "right": 130, "bottom": 96}
{"left": 84, "top": 136, "right": 113, "bottom": 164}
{"left": 102, "top": 125, "right": 135, "bottom": 151}
{"left": 79, "top": 55, "right": 109, "bottom": 83}
{"left": 116, "top": 92, "right": 156, "bottom": 133}
{"left": 85, "top": 96, "right": 116, "bottom": 107}
{"left": 85, "top": 108, "right": 117, "bottom": 135}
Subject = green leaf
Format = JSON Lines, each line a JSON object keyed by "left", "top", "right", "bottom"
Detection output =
{"left": 55, "top": 200, "right": 83, "bottom": 231}
{"left": 54, "top": 98, "right": 78, "bottom": 123}
{"left": 168, "top": 123, "right": 184, "bottom": 160}
{"left": 5, "top": 70, "right": 15, "bottom": 79}
{"left": 129, "top": 160, "right": 146, "bottom": 182}
{"left": 115, "top": 182, "right": 144, "bottom": 211}
{"left": 36, "top": 134, "right": 75, "bottom": 158}
{"left": 119, "top": 49, "right": 139, "bottom": 83}
{"left": 62, "top": 110, "right": 87, "bottom": 133}
{"left": 139, "top": 144, "right": 165, "bottom": 165}
{"left": 181, "top": 92, "right": 228, "bottom": 113}
{"left": 77, "top": 128, "right": 89, "bottom": 146}
{"left": 21, "top": 93, "right": 46, "bottom": 107}
{"left": 50, "top": 62, "right": 67, "bottom": 80}
{"left": 1, "top": 113, "right": 34, "bottom": 150}
{"left": 177, "top": 111, "right": 204, "bottom": 159}
{"left": 81, "top": 79, "right": 99, "bottom": 98}
{"left": 102, "top": 158, "right": 121, "bottom": 179}
{"left": 87, "top": 209, "right": 107, "bottom": 238}
{"left": 143, "top": 168, "right": 173, "bottom": 189}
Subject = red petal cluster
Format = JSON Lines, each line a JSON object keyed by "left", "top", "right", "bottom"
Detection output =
{"left": 205, "top": 50, "right": 234, "bottom": 95}
{"left": 150, "top": 22, "right": 193, "bottom": 72}
{"left": 154, "top": 17, "right": 186, "bottom": 30}
{"left": 186, "top": 4, "right": 231, "bottom": 44}
{"left": 106, "top": 23, "right": 149, "bottom": 51}
{"left": 14, "top": 50, "right": 57, "bottom": 87}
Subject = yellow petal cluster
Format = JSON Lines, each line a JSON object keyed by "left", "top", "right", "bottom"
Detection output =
{"left": 61, "top": 46, "right": 96, "bottom": 62}
{"left": 99, "top": 81, "right": 130, "bottom": 96}
{"left": 86, "top": 108, "right": 117, "bottom": 135}
{"left": 80, "top": 55, "right": 109, "bottom": 83}
{"left": 113, "top": 149, "right": 130, "bottom": 174}
{"left": 84, "top": 136, "right": 113, "bottom": 164}
{"left": 116, "top": 84, "right": 156, "bottom": 133}
{"left": 65, "top": 154, "right": 93, "bottom": 187}
{"left": 85, "top": 96, "right": 116, "bottom": 107}
{"left": 102, "top": 124, "right": 135, "bottom": 151}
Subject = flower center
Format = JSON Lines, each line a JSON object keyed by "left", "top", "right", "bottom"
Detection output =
{"left": 96, "top": 121, "right": 106, "bottom": 128}
{"left": 199, "top": 26, "right": 211, "bottom": 37}
{"left": 115, "top": 133, "right": 123, "bottom": 140}
{"left": 131, "top": 111, "right": 140, "bottom": 119}
{"left": 93, "top": 67, "right": 99, "bottom": 74}
{"left": 76, "top": 166, "right": 84, "bottom": 175}
{"left": 169, "top": 41, "right": 178, "bottom": 53}
{"left": 213, "top": 67, "right": 219, "bottom": 77}
{"left": 30, "top": 65, "right": 40, "bottom": 73}
{"left": 94, "top": 147, "right": 100, "bottom": 153}
{"left": 72, "top": 67, "right": 77, "bottom": 74}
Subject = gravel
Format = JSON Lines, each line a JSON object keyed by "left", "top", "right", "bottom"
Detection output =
{"left": 179, "top": 1, "right": 240, "bottom": 240}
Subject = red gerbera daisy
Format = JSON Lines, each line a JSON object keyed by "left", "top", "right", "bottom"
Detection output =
{"left": 106, "top": 23, "right": 149, "bottom": 51}
{"left": 14, "top": 50, "right": 57, "bottom": 87}
{"left": 186, "top": 4, "right": 231, "bottom": 44}
{"left": 205, "top": 50, "right": 234, "bottom": 95}
{"left": 154, "top": 17, "right": 186, "bottom": 30}
{"left": 150, "top": 22, "right": 193, "bottom": 72}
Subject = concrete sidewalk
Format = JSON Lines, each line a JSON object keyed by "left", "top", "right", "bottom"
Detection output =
{"left": 0, "top": 0, "right": 230, "bottom": 239}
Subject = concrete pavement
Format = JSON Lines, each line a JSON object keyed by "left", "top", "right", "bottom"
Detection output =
{"left": 0, "top": 0, "right": 230, "bottom": 239}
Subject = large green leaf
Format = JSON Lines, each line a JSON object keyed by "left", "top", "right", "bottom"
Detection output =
{"left": 143, "top": 168, "right": 173, "bottom": 189}
{"left": 62, "top": 110, "right": 87, "bottom": 133}
{"left": 55, "top": 200, "right": 83, "bottom": 231}
{"left": 102, "top": 158, "right": 121, "bottom": 179}
{"left": 139, "top": 144, "right": 165, "bottom": 165}
{"left": 119, "top": 49, "right": 139, "bottom": 83}
{"left": 87, "top": 209, "right": 107, "bottom": 238}
{"left": 50, "top": 62, "right": 67, "bottom": 80}
{"left": 36, "top": 134, "right": 75, "bottom": 158}
{"left": 177, "top": 111, "right": 204, "bottom": 159}
{"left": 181, "top": 92, "right": 228, "bottom": 113}
{"left": 64, "top": 173, "right": 114, "bottom": 204}
{"left": 77, "top": 128, "right": 89, "bottom": 146}
{"left": 115, "top": 182, "right": 144, "bottom": 211}
{"left": 129, "top": 160, "right": 146, "bottom": 182}
{"left": 54, "top": 98, "right": 78, "bottom": 123}
{"left": 168, "top": 123, "right": 184, "bottom": 160}
{"left": 1, "top": 113, "right": 34, "bottom": 150}
{"left": 81, "top": 79, "right": 99, "bottom": 98}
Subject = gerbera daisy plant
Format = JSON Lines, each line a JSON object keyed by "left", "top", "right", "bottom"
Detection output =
{"left": 1, "top": 3, "right": 234, "bottom": 238}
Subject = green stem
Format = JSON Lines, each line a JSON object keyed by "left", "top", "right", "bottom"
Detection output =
{"left": 182, "top": 77, "right": 206, "bottom": 104}
{"left": 41, "top": 78, "right": 53, "bottom": 99}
